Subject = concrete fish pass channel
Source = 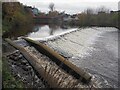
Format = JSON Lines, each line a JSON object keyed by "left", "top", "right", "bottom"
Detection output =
{"left": 4, "top": 38, "right": 100, "bottom": 88}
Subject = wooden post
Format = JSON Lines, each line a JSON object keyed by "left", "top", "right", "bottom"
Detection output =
{"left": 23, "top": 37, "right": 92, "bottom": 83}
{"left": 5, "top": 38, "right": 60, "bottom": 88}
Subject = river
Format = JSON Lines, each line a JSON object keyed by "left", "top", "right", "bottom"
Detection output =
{"left": 3, "top": 25, "right": 119, "bottom": 88}
{"left": 3, "top": 24, "right": 77, "bottom": 40}
{"left": 45, "top": 27, "right": 119, "bottom": 88}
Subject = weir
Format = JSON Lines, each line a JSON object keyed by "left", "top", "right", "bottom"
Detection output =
{"left": 5, "top": 38, "right": 60, "bottom": 87}
{"left": 5, "top": 38, "right": 92, "bottom": 88}
{"left": 23, "top": 37, "right": 92, "bottom": 83}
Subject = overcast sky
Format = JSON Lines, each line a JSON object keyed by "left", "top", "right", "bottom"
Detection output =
{"left": 18, "top": 0, "right": 119, "bottom": 14}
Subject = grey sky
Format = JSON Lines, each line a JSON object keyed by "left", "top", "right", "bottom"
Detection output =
{"left": 18, "top": 0, "right": 119, "bottom": 14}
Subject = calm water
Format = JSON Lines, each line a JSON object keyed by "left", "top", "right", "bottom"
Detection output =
{"left": 3, "top": 24, "right": 78, "bottom": 39}
{"left": 27, "top": 24, "right": 77, "bottom": 39}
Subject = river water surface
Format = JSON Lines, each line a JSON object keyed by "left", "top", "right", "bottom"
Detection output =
{"left": 3, "top": 24, "right": 77, "bottom": 40}
{"left": 45, "top": 27, "right": 119, "bottom": 88}
{"left": 3, "top": 25, "right": 119, "bottom": 88}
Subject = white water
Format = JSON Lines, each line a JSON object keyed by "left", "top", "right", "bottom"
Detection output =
{"left": 45, "top": 27, "right": 119, "bottom": 88}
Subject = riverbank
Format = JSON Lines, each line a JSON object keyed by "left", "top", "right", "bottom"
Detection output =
{"left": 2, "top": 57, "right": 24, "bottom": 88}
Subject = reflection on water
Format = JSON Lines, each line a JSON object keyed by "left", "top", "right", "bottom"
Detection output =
{"left": 3, "top": 24, "right": 78, "bottom": 39}
{"left": 28, "top": 24, "right": 77, "bottom": 39}
{"left": 3, "top": 24, "right": 34, "bottom": 40}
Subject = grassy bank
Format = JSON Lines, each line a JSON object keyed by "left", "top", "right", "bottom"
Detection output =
{"left": 0, "top": 56, "right": 1, "bottom": 73}
{"left": 2, "top": 57, "right": 24, "bottom": 88}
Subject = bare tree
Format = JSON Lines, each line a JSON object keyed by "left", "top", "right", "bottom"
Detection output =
{"left": 85, "top": 8, "right": 94, "bottom": 15}
{"left": 97, "top": 6, "right": 110, "bottom": 13}
{"left": 49, "top": 3, "right": 55, "bottom": 12}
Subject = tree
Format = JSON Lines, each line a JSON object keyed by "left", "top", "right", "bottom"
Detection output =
{"left": 97, "top": 6, "right": 110, "bottom": 13}
{"left": 49, "top": 3, "right": 55, "bottom": 12}
{"left": 85, "top": 8, "right": 94, "bottom": 15}
{"left": 2, "top": 2, "right": 33, "bottom": 33}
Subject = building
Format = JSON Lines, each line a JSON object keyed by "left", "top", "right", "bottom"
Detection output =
{"left": 62, "top": 14, "right": 72, "bottom": 22}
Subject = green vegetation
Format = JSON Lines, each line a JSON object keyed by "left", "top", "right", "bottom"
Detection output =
{"left": 2, "top": 57, "right": 24, "bottom": 88}
{"left": 78, "top": 11, "right": 119, "bottom": 28}
{"left": 0, "top": 1, "right": 2, "bottom": 35}
{"left": 62, "top": 7, "right": 119, "bottom": 29}
{"left": 0, "top": 47, "right": 1, "bottom": 73}
{"left": 73, "top": 8, "right": 119, "bottom": 29}
{"left": 0, "top": 57, "right": 1, "bottom": 73}
{"left": 2, "top": 2, "right": 33, "bottom": 34}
